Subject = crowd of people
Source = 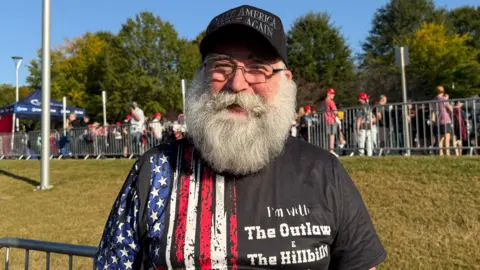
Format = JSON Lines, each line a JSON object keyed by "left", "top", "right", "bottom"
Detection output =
{"left": 10, "top": 85, "right": 477, "bottom": 159}
{"left": 56, "top": 102, "right": 186, "bottom": 158}
{"left": 291, "top": 86, "right": 478, "bottom": 157}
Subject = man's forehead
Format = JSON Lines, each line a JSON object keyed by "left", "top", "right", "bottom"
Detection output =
{"left": 210, "top": 39, "right": 279, "bottom": 62}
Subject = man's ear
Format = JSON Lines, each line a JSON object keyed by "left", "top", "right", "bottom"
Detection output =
{"left": 284, "top": 69, "right": 293, "bottom": 81}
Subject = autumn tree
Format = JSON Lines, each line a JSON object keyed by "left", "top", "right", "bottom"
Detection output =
{"left": 26, "top": 12, "right": 203, "bottom": 123}
{"left": 406, "top": 23, "right": 480, "bottom": 98}
{"left": 26, "top": 32, "right": 107, "bottom": 109}
{"left": 26, "top": 49, "right": 67, "bottom": 99}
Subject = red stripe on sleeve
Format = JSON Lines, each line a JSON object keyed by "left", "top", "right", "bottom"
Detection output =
{"left": 199, "top": 167, "right": 214, "bottom": 269}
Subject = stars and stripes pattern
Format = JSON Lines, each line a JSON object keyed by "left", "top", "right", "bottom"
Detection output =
{"left": 95, "top": 142, "right": 238, "bottom": 269}
{"left": 94, "top": 163, "right": 141, "bottom": 270}
{"left": 147, "top": 151, "right": 173, "bottom": 266}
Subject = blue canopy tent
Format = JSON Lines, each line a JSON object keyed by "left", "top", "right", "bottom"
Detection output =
{"left": 0, "top": 89, "right": 85, "bottom": 121}
{"left": 0, "top": 90, "right": 86, "bottom": 158}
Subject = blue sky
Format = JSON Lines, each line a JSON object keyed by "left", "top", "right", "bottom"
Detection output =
{"left": 0, "top": 0, "right": 478, "bottom": 86}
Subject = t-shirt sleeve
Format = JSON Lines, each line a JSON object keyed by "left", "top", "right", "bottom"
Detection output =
{"left": 329, "top": 159, "right": 387, "bottom": 270}
{"left": 94, "top": 161, "right": 143, "bottom": 270}
{"left": 355, "top": 110, "right": 362, "bottom": 119}
{"left": 136, "top": 108, "right": 145, "bottom": 121}
{"left": 327, "top": 99, "right": 337, "bottom": 111}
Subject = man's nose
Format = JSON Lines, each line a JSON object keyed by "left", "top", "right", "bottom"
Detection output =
{"left": 227, "top": 69, "right": 249, "bottom": 93}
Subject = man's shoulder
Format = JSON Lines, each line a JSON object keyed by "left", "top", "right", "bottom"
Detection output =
{"left": 283, "top": 137, "right": 337, "bottom": 165}
{"left": 137, "top": 139, "right": 188, "bottom": 164}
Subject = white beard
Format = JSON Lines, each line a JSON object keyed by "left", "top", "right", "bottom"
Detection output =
{"left": 185, "top": 70, "right": 297, "bottom": 175}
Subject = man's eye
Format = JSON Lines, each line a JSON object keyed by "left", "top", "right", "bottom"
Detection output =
{"left": 248, "top": 64, "right": 269, "bottom": 72}
{"left": 213, "top": 64, "right": 234, "bottom": 73}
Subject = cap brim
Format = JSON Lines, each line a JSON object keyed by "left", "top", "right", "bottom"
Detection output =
{"left": 200, "top": 24, "right": 285, "bottom": 64}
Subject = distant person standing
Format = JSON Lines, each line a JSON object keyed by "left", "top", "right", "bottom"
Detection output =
{"left": 453, "top": 101, "right": 467, "bottom": 156}
{"left": 148, "top": 112, "right": 163, "bottom": 146}
{"left": 130, "top": 102, "right": 145, "bottom": 155}
{"left": 173, "top": 114, "right": 186, "bottom": 140}
{"left": 376, "top": 95, "right": 391, "bottom": 152}
{"left": 62, "top": 113, "right": 77, "bottom": 156}
{"left": 324, "top": 88, "right": 338, "bottom": 156}
{"left": 357, "top": 92, "right": 373, "bottom": 156}
{"left": 431, "top": 86, "right": 453, "bottom": 156}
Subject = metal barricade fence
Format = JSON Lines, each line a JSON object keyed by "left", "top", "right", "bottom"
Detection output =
{"left": 26, "top": 130, "right": 61, "bottom": 159}
{"left": 0, "top": 132, "right": 28, "bottom": 159}
{"left": 371, "top": 98, "right": 479, "bottom": 156}
{"left": 2, "top": 98, "right": 477, "bottom": 158}
{"left": 51, "top": 122, "right": 174, "bottom": 159}
{"left": 308, "top": 106, "right": 371, "bottom": 156}
{"left": 308, "top": 97, "right": 479, "bottom": 156}
{"left": 0, "top": 238, "right": 96, "bottom": 270}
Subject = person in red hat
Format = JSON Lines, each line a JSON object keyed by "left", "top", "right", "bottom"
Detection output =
{"left": 95, "top": 5, "right": 386, "bottom": 270}
{"left": 148, "top": 113, "right": 163, "bottom": 146}
{"left": 324, "top": 88, "right": 338, "bottom": 156}
{"left": 298, "top": 105, "right": 312, "bottom": 141}
{"left": 356, "top": 92, "right": 373, "bottom": 156}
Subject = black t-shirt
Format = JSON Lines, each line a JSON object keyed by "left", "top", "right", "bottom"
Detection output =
{"left": 94, "top": 137, "right": 386, "bottom": 270}
{"left": 70, "top": 119, "right": 84, "bottom": 128}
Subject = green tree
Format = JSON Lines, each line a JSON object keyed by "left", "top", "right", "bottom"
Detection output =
{"left": 177, "top": 30, "right": 205, "bottom": 81}
{"left": 194, "top": 30, "right": 206, "bottom": 46}
{"left": 116, "top": 11, "right": 183, "bottom": 117}
{"left": 447, "top": 6, "right": 480, "bottom": 50}
{"left": 26, "top": 49, "right": 67, "bottom": 97}
{"left": 362, "top": 0, "right": 440, "bottom": 59}
{"left": 177, "top": 38, "right": 201, "bottom": 82}
{"left": 0, "top": 84, "right": 16, "bottom": 107}
{"left": 358, "top": 0, "right": 453, "bottom": 102}
{"left": 91, "top": 32, "right": 131, "bottom": 122}
{"left": 406, "top": 23, "right": 480, "bottom": 98}
{"left": 0, "top": 84, "right": 36, "bottom": 107}
{"left": 287, "top": 12, "right": 356, "bottom": 107}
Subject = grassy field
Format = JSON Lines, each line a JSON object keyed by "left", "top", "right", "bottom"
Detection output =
{"left": 0, "top": 157, "right": 479, "bottom": 269}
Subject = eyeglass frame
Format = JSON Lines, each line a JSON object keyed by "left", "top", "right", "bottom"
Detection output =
{"left": 202, "top": 54, "right": 288, "bottom": 84}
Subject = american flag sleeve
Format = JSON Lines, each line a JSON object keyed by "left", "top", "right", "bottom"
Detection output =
{"left": 94, "top": 162, "right": 142, "bottom": 270}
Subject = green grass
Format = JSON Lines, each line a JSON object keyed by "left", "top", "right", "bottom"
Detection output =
{"left": 1, "top": 157, "right": 479, "bottom": 269}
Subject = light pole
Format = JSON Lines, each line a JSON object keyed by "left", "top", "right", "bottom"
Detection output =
{"left": 395, "top": 46, "right": 411, "bottom": 156}
{"left": 12, "top": 56, "right": 23, "bottom": 132}
{"left": 39, "top": 0, "right": 52, "bottom": 190}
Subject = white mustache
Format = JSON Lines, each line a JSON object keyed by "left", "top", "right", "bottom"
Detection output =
{"left": 204, "top": 91, "right": 268, "bottom": 117}
{"left": 185, "top": 70, "right": 297, "bottom": 175}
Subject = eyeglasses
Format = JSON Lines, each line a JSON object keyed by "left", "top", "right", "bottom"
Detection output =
{"left": 204, "top": 54, "right": 287, "bottom": 84}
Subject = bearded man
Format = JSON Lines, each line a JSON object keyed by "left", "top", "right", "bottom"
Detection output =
{"left": 94, "top": 5, "right": 386, "bottom": 270}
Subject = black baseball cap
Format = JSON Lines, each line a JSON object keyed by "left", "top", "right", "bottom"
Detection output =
{"left": 200, "top": 5, "right": 287, "bottom": 64}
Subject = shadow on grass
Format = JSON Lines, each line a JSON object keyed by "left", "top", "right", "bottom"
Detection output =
{"left": 0, "top": 169, "right": 40, "bottom": 187}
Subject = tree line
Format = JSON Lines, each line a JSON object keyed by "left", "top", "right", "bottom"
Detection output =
{"left": 1, "top": 0, "right": 479, "bottom": 123}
